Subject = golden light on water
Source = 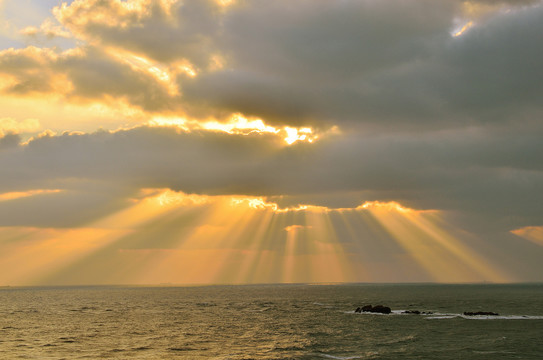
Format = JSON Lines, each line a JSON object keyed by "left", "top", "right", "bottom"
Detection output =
{"left": 0, "top": 189, "right": 513, "bottom": 285}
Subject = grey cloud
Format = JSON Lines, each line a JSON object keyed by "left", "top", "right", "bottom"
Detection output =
{"left": 59, "top": 47, "right": 174, "bottom": 111}
{"left": 56, "top": 0, "right": 222, "bottom": 67}
{"left": 1, "top": 125, "right": 542, "bottom": 232}
{"left": 180, "top": 1, "right": 543, "bottom": 129}
{"left": 0, "top": 46, "right": 176, "bottom": 112}
{"left": 2, "top": 0, "right": 542, "bottom": 129}
{"left": 222, "top": 0, "right": 453, "bottom": 80}
{"left": 0, "top": 188, "right": 130, "bottom": 228}
{"left": 434, "top": 7, "right": 543, "bottom": 117}
{"left": 182, "top": 0, "right": 455, "bottom": 126}
{"left": 0, "top": 133, "right": 20, "bottom": 149}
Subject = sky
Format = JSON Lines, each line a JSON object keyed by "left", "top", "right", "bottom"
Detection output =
{"left": 0, "top": 0, "right": 542, "bottom": 285}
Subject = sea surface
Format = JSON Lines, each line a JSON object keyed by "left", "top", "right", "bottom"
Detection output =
{"left": 1, "top": 284, "right": 542, "bottom": 359}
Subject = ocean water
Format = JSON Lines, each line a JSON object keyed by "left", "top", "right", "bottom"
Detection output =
{"left": 0, "top": 284, "right": 542, "bottom": 359}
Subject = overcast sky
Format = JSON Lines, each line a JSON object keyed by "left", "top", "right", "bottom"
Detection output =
{"left": 0, "top": 0, "right": 542, "bottom": 285}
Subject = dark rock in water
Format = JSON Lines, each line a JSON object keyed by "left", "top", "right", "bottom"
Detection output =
{"left": 372, "top": 305, "right": 392, "bottom": 314}
{"left": 355, "top": 307, "right": 362, "bottom": 313}
{"left": 463, "top": 311, "right": 499, "bottom": 316}
{"left": 359, "top": 304, "right": 391, "bottom": 314}
{"left": 403, "top": 310, "right": 421, "bottom": 315}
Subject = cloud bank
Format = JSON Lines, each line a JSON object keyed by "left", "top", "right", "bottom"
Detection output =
{"left": 1, "top": 124, "right": 542, "bottom": 235}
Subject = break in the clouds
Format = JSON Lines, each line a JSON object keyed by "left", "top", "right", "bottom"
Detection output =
{"left": 0, "top": 0, "right": 542, "bottom": 284}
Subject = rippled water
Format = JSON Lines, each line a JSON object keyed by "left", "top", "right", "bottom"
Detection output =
{"left": 1, "top": 284, "right": 542, "bottom": 359}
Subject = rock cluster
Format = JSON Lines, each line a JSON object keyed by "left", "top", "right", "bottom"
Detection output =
{"left": 355, "top": 304, "right": 391, "bottom": 314}
{"left": 353, "top": 305, "right": 498, "bottom": 316}
{"left": 463, "top": 311, "right": 499, "bottom": 316}
{"left": 402, "top": 310, "right": 433, "bottom": 315}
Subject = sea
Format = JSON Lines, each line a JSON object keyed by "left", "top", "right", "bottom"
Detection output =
{"left": 1, "top": 284, "right": 542, "bottom": 359}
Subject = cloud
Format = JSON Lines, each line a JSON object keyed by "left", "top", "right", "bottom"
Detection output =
{"left": 0, "top": 45, "right": 177, "bottom": 112}
{"left": 0, "top": 0, "right": 542, "bottom": 248}
{"left": 20, "top": 19, "right": 72, "bottom": 40}
{"left": 182, "top": 0, "right": 543, "bottom": 128}
{"left": 0, "top": 0, "right": 540, "bottom": 131}
{"left": 0, "top": 117, "right": 40, "bottom": 136}
{"left": 1, "top": 124, "right": 542, "bottom": 232}
{"left": 0, "top": 133, "right": 20, "bottom": 149}
{"left": 53, "top": 0, "right": 221, "bottom": 67}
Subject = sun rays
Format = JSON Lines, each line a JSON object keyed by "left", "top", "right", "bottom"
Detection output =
{"left": 0, "top": 189, "right": 512, "bottom": 285}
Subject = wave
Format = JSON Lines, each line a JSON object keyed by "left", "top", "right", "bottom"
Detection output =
{"left": 426, "top": 313, "right": 543, "bottom": 320}
{"left": 378, "top": 334, "right": 416, "bottom": 345}
{"left": 348, "top": 310, "right": 543, "bottom": 320}
{"left": 317, "top": 352, "right": 379, "bottom": 360}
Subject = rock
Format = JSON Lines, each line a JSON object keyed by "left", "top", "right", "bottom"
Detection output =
{"left": 355, "top": 307, "right": 362, "bottom": 313}
{"left": 372, "top": 305, "right": 392, "bottom": 314}
{"left": 403, "top": 310, "right": 421, "bottom": 315}
{"left": 463, "top": 311, "right": 499, "bottom": 316}
{"left": 359, "top": 304, "right": 391, "bottom": 314}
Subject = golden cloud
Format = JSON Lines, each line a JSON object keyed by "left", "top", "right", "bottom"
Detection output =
{"left": 0, "top": 117, "right": 40, "bottom": 136}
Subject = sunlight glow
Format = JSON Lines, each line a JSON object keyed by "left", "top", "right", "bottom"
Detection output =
{"left": 0, "top": 117, "right": 41, "bottom": 136}
{"left": 20, "top": 18, "right": 72, "bottom": 39}
{"left": 105, "top": 48, "right": 194, "bottom": 96}
{"left": 357, "top": 201, "right": 415, "bottom": 213}
{"left": 231, "top": 197, "right": 326, "bottom": 213}
{"left": 0, "top": 189, "right": 62, "bottom": 202}
{"left": 155, "top": 189, "right": 211, "bottom": 207}
{"left": 284, "top": 127, "right": 315, "bottom": 145}
{"left": 0, "top": 189, "right": 513, "bottom": 285}
{"left": 202, "top": 113, "right": 279, "bottom": 135}
{"left": 284, "top": 225, "right": 311, "bottom": 233}
{"left": 511, "top": 226, "right": 543, "bottom": 246}
{"left": 209, "top": 54, "right": 225, "bottom": 71}
{"left": 364, "top": 205, "right": 510, "bottom": 282}
{"left": 54, "top": 0, "right": 178, "bottom": 29}
{"left": 148, "top": 113, "right": 329, "bottom": 145}
{"left": 452, "top": 20, "right": 474, "bottom": 37}
{"left": 216, "top": 0, "right": 236, "bottom": 7}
